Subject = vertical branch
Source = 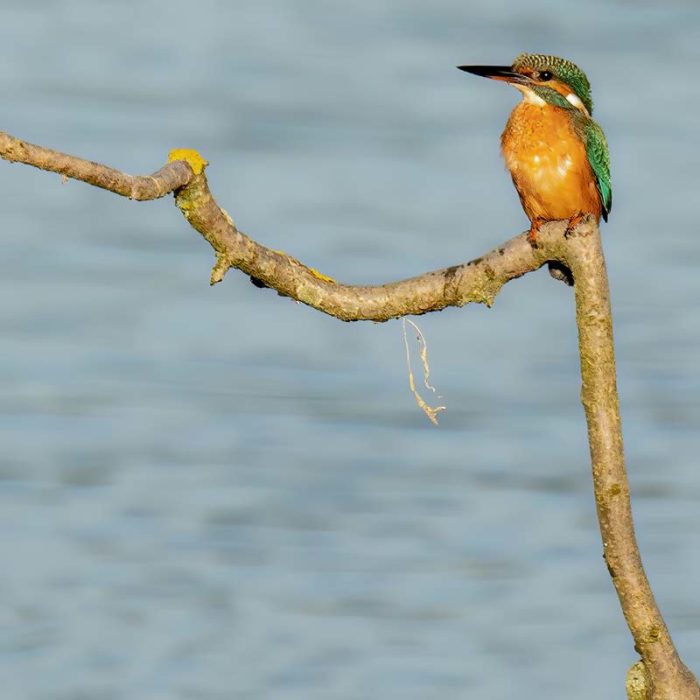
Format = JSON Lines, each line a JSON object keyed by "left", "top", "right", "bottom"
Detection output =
{"left": 567, "top": 227, "right": 700, "bottom": 700}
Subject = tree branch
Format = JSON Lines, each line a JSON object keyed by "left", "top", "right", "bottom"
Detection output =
{"left": 566, "top": 228, "right": 700, "bottom": 700}
{"left": 1, "top": 129, "right": 697, "bottom": 699}
{"left": 0, "top": 132, "right": 193, "bottom": 200}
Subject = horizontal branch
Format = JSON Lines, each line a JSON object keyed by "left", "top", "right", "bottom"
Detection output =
{"left": 173, "top": 162, "right": 579, "bottom": 320}
{"left": 0, "top": 128, "right": 574, "bottom": 320}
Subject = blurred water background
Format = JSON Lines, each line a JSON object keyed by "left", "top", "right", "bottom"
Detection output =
{"left": 1, "top": 1, "right": 700, "bottom": 698}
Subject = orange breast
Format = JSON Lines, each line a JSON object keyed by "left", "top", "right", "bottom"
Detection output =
{"left": 501, "top": 102, "right": 601, "bottom": 223}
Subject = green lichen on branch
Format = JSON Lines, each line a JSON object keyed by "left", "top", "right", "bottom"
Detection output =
{"left": 627, "top": 661, "right": 651, "bottom": 700}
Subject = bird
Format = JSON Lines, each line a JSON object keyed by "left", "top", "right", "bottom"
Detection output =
{"left": 458, "top": 54, "right": 611, "bottom": 282}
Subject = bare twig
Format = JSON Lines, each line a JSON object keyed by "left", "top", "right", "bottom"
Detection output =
{"left": 1, "top": 130, "right": 697, "bottom": 699}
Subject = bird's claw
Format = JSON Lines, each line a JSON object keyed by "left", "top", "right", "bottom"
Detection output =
{"left": 564, "top": 212, "right": 586, "bottom": 239}
{"left": 527, "top": 219, "right": 543, "bottom": 248}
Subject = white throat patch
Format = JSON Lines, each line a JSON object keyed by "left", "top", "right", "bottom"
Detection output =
{"left": 566, "top": 92, "right": 590, "bottom": 116}
{"left": 513, "top": 85, "right": 546, "bottom": 106}
{"left": 513, "top": 84, "right": 590, "bottom": 115}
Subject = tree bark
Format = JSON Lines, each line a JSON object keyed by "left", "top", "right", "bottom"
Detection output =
{"left": 1, "top": 130, "right": 697, "bottom": 699}
{"left": 566, "top": 228, "right": 700, "bottom": 700}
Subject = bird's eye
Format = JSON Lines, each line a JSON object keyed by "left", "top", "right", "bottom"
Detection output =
{"left": 538, "top": 70, "right": 553, "bottom": 81}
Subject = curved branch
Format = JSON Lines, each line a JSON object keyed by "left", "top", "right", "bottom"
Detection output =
{"left": 1, "top": 129, "right": 698, "bottom": 698}
{"left": 172, "top": 164, "right": 566, "bottom": 320}
{"left": 0, "top": 129, "right": 563, "bottom": 320}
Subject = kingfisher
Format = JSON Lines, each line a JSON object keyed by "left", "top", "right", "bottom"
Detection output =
{"left": 458, "top": 54, "right": 611, "bottom": 255}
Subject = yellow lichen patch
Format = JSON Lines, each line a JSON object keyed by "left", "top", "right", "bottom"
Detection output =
{"left": 168, "top": 148, "right": 208, "bottom": 175}
{"left": 271, "top": 249, "right": 336, "bottom": 284}
{"left": 308, "top": 267, "right": 336, "bottom": 284}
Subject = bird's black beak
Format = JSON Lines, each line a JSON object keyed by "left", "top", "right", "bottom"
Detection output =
{"left": 457, "top": 65, "right": 531, "bottom": 85}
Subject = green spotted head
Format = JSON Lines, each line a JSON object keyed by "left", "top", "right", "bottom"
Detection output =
{"left": 458, "top": 54, "right": 594, "bottom": 115}
{"left": 512, "top": 53, "right": 593, "bottom": 114}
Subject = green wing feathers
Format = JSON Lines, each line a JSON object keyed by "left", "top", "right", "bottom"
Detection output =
{"left": 584, "top": 121, "right": 612, "bottom": 221}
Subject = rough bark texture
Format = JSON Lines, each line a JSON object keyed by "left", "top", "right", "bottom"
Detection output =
{"left": 567, "top": 229, "right": 700, "bottom": 700}
{"left": 1, "top": 129, "right": 697, "bottom": 699}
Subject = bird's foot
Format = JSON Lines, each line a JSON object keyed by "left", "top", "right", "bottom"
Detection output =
{"left": 564, "top": 212, "right": 586, "bottom": 239}
{"left": 527, "top": 218, "right": 544, "bottom": 248}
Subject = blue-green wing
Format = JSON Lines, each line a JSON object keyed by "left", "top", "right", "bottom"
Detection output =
{"left": 585, "top": 120, "right": 612, "bottom": 221}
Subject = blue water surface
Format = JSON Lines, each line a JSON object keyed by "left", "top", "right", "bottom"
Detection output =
{"left": 1, "top": 2, "right": 700, "bottom": 698}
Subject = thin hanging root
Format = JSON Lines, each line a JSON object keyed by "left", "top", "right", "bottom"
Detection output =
{"left": 402, "top": 319, "right": 446, "bottom": 425}
{"left": 408, "top": 319, "right": 437, "bottom": 392}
